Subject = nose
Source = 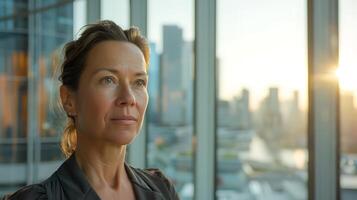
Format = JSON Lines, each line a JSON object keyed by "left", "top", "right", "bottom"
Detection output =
{"left": 115, "top": 84, "right": 136, "bottom": 106}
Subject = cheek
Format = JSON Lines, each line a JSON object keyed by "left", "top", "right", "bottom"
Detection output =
{"left": 77, "top": 88, "right": 115, "bottom": 124}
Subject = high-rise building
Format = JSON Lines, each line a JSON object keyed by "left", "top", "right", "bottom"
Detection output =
{"left": 160, "top": 25, "right": 185, "bottom": 126}
{"left": 281, "top": 90, "right": 306, "bottom": 147}
{"left": 257, "top": 87, "right": 282, "bottom": 136}
{"left": 0, "top": 0, "right": 73, "bottom": 195}
{"left": 218, "top": 100, "right": 231, "bottom": 127}
{"left": 255, "top": 87, "right": 282, "bottom": 160}
{"left": 231, "top": 88, "right": 251, "bottom": 130}
{"left": 341, "top": 92, "right": 357, "bottom": 153}
{"left": 0, "top": 0, "right": 28, "bottom": 140}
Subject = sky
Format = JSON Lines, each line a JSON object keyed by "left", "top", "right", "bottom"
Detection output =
{"left": 216, "top": 0, "right": 307, "bottom": 110}
{"left": 75, "top": 0, "right": 357, "bottom": 110}
{"left": 147, "top": 0, "right": 308, "bottom": 110}
{"left": 339, "top": 0, "right": 357, "bottom": 99}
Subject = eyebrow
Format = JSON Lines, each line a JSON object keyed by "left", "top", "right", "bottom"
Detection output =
{"left": 92, "top": 68, "right": 148, "bottom": 77}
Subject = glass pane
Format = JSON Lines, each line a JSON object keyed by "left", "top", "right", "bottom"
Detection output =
{"left": 339, "top": 0, "right": 357, "bottom": 199}
{"left": 0, "top": 0, "right": 133, "bottom": 196}
{"left": 73, "top": 0, "right": 87, "bottom": 36}
{"left": 0, "top": 0, "right": 29, "bottom": 195}
{"left": 216, "top": 0, "right": 308, "bottom": 199}
{"left": 0, "top": 0, "right": 81, "bottom": 195}
{"left": 147, "top": 0, "right": 195, "bottom": 199}
{"left": 35, "top": 0, "right": 73, "bottom": 168}
{"left": 101, "top": 0, "right": 129, "bottom": 28}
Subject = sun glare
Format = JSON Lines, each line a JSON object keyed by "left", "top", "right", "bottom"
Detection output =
{"left": 336, "top": 65, "right": 357, "bottom": 92}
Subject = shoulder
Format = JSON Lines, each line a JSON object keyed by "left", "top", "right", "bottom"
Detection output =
{"left": 2, "top": 184, "right": 47, "bottom": 200}
{"left": 128, "top": 166, "right": 179, "bottom": 199}
{"left": 131, "top": 166, "right": 173, "bottom": 186}
{"left": 143, "top": 168, "right": 174, "bottom": 186}
{"left": 2, "top": 169, "right": 63, "bottom": 200}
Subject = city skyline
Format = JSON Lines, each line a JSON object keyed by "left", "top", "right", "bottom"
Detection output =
{"left": 72, "top": 0, "right": 357, "bottom": 109}
{"left": 1, "top": 1, "right": 356, "bottom": 199}
{"left": 146, "top": 0, "right": 357, "bottom": 110}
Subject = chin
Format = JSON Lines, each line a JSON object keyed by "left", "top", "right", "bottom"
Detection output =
{"left": 106, "top": 130, "right": 138, "bottom": 146}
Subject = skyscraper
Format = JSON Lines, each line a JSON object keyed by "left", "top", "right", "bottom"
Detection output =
{"left": 341, "top": 92, "right": 357, "bottom": 153}
{"left": 0, "top": 0, "right": 73, "bottom": 194}
{"left": 232, "top": 88, "right": 251, "bottom": 130}
{"left": 281, "top": 90, "right": 306, "bottom": 147}
{"left": 257, "top": 87, "right": 282, "bottom": 136}
{"left": 160, "top": 25, "right": 185, "bottom": 126}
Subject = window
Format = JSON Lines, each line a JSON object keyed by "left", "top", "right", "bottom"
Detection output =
{"left": 1, "top": 0, "right": 355, "bottom": 199}
{"left": 216, "top": 0, "right": 308, "bottom": 199}
{"left": 147, "top": 0, "right": 195, "bottom": 199}
{"left": 0, "top": 1, "right": 29, "bottom": 194}
{"left": 339, "top": 0, "right": 357, "bottom": 199}
{"left": 0, "top": 0, "right": 75, "bottom": 195}
{"left": 34, "top": 1, "right": 73, "bottom": 181}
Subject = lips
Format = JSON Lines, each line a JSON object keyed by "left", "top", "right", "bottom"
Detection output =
{"left": 110, "top": 115, "right": 138, "bottom": 125}
{"left": 111, "top": 115, "right": 137, "bottom": 121}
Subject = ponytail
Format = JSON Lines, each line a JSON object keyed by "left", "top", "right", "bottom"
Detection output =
{"left": 60, "top": 118, "right": 77, "bottom": 158}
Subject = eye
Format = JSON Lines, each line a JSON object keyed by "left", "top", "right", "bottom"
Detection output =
{"left": 135, "top": 79, "right": 147, "bottom": 87}
{"left": 100, "top": 76, "right": 117, "bottom": 85}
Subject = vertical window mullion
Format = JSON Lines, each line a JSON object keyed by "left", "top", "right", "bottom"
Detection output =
{"left": 86, "top": 0, "right": 101, "bottom": 24}
{"left": 195, "top": 0, "right": 216, "bottom": 199}
{"left": 27, "top": 0, "right": 37, "bottom": 185}
{"left": 127, "top": 0, "right": 147, "bottom": 169}
{"left": 308, "top": 0, "right": 339, "bottom": 199}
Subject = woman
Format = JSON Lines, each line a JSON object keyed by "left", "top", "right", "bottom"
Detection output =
{"left": 4, "top": 20, "right": 179, "bottom": 200}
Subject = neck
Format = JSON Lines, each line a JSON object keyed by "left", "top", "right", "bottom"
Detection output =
{"left": 75, "top": 138, "right": 127, "bottom": 190}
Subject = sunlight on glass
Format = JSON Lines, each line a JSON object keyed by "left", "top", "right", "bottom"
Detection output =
{"left": 336, "top": 65, "right": 357, "bottom": 92}
{"left": 217, "top": 0, "right": 307, "bottom": 199}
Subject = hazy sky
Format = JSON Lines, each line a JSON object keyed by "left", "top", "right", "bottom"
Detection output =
{"left": 216, "top": 0, "right": 307, "bottom": 109}
{"left": 76, "top": 0, "right": 357, "bottom": 110}
{"left": 149, "top": 0, "right": 308, "bottom": 109}
{"left": 339, "top": 0, "right": 357, "bottom": 98}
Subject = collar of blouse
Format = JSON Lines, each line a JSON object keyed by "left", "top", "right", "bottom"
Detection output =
{"left": 54, "top": 153, "right": 164, "bottom": 200}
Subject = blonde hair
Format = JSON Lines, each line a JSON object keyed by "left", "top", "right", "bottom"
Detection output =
{"left": 59, "top": 20, "right": 150, "bottom": 158}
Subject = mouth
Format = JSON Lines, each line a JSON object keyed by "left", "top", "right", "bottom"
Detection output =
{"left": 110, "top": 115, "right": 138, "bottom": 125}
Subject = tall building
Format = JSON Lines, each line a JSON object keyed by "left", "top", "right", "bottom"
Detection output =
{"left": 281, "top": 90, "right": 306, "bottom": 147}
{"left": 257, "top": 87, "right": 282, "bottom": 136}
{"left": 0, "top": 0, "right": 73, "bottom": 195}
{"left": 341, "top": 92, "right": 357, "bottom": 153}
{"left": 255, "top": 87, "right": 282, "bottom": 160}
{"left": 160, "top": 25, "right": 185, "bottom": 126}
{"left": 218, "top": 100, "right": 231, "bottom": 127}
{"left": 0, "top": 0, "right": 28, "bottom": 140}
{"left": 231, "top": 88, "right": 252, "bottom": 130}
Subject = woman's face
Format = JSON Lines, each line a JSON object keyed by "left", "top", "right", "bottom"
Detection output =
{"left": 71, "top": 41, "right": 148, "bottom": 146}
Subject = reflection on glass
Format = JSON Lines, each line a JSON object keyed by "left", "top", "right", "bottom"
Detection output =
{"left": 339, "top": 0, "right": 357, "bottom": 199}
{"left": 0, "top": 0, "right": 75, "bottom": 195}
{"left": 217, "top": 0, "right": 308, "bottom": 199}
{"left": 0, "top": 0, "right": 30, "bottom": 195}
{"left": 147, "top": 0, "right": 194, "bottom": 199}
{"left": 36, "top": 1, "right": 73, "bottom": 163}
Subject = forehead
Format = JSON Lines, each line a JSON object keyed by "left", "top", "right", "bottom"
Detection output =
{"left": 84, "top": 40, "right": 146, "bottom": 74}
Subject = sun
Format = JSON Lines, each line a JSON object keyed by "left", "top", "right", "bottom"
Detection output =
{"left": 336, "top": 65, "right": 357, "bottom": 92}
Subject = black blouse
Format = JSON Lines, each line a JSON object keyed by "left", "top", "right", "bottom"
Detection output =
{"left": 2, "top": 154, "right": 179, "bottom": 200}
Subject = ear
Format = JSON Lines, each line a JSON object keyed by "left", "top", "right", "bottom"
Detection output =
{"left": 60, "top": 85, "right": 77, "bottom": 116}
